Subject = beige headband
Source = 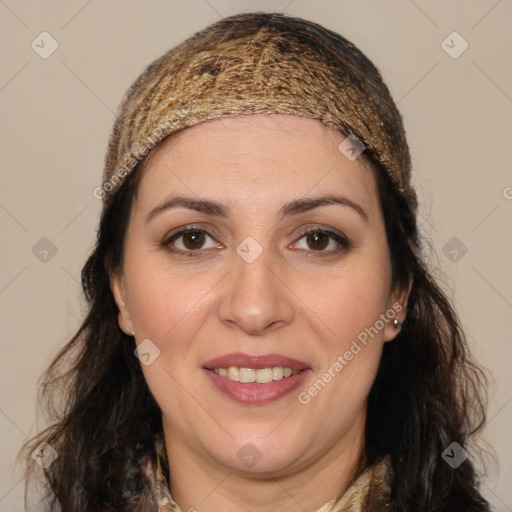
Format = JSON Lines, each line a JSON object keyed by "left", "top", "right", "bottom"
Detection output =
{"left": 100, "top": 12, "right": 417, "bottom": 218}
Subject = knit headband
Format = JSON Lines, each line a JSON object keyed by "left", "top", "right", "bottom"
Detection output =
{"left": 99, "top": 12, "right": 417, "bottom": 218}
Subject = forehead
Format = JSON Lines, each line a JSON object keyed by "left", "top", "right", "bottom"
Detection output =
{"left": 135, "top": 114, "right": 378, "bottom": 214}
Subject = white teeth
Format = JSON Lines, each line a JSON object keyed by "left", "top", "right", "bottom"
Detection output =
{"left": 211, "top": 366, "right": 300, "bottom": 383}
{"left": 227, "top": 367, "right": 240, "bottom": 381}
{"left": 257, "top": 368, "right": 274, "bottom": 383}
{"left": 239, "top": 368, "right": 256, "bottom": 383}
{"left": 272, "top": 367, "right": 284, "bottom": 380}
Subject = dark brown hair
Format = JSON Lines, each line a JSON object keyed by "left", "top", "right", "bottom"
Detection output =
{"left": 19, "top": 12, "right": 492, "bottom": 512}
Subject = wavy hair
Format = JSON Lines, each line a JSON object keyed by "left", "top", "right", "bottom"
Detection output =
{"left": 19, "top": 12, "right": 492, "bottom": 512}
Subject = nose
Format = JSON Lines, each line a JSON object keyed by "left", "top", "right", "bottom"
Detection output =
{"left": 217, "top": 248, "right": 295, "bottom": 335}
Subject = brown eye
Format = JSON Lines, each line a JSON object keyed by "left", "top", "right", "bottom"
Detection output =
{"left": 306, "top": 231, "right": 329, "bottom": 251}
{"left": 292, "top": 228, "right": 350, "bottom": 255}
{"left": 182, "top": 231, "right": 206, "bottom": 250}
{"left": 165, "top": 228, "right": 219, "bottom": 254}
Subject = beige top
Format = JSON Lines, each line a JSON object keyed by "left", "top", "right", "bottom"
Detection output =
{"left": 144, "top": 439, "right": 393, "bottom": 512}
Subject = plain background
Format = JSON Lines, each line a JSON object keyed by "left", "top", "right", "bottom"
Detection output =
{"left": 1, "top": 1, "right": 511, "bottom": 510}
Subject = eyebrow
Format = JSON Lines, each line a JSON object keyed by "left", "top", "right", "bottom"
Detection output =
{"left": 145, "top": 193, "right": 368, "bottom": 224}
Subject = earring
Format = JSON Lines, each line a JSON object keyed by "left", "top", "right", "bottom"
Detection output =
{"left": 392, "top": 319, "right": 401, "bottom": 331}
{"left": 132, "top": 331, "right": 136, "bottom": 337}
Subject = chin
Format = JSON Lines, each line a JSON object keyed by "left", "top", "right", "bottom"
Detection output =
{"left": 209, "top": 432, "right": 306, "bottom": 475}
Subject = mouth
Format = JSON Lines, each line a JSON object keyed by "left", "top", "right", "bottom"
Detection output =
{"left": 202, "top": 353, "right": 311, "bottom": 404}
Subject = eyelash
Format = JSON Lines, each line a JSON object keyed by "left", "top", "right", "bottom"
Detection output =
{"left": 162, "top": 224, "right": 350, "bottom": 258}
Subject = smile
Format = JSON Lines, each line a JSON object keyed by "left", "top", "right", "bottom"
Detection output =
{"left": 208, "top": 366, "right": 301, "bottom": 384}
{"left": 204, "top": 368, "right": 310, "bottom": 404}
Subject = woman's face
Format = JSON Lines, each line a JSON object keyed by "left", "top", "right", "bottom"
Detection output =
{"left": 111, "top": 114, "right": 407, "bottom": 475}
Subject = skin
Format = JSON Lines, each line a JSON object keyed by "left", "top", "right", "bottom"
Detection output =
{"left": 111, "top": 114, "right": 410, "bottom": 512}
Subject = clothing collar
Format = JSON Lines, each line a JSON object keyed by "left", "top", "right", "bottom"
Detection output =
{"left": 144, "top": 438, "right": 393, "bottom": 511}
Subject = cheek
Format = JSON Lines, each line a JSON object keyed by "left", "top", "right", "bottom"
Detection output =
{"left": 124, "top": 254, "right": 212, "bottom": 418}
{"left": 292, "top": 257, "right": 391, "bottom": 417}
{"left": 123, "top": 251, "right": 197, "bottom": 339}
{"left": 295, "top": 259, "right": 391, "bottom": 345}
{"left": 297, "top": 275, "right": 386, "bottom": 434}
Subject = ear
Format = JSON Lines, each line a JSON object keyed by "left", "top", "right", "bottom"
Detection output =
{"left": 110, "top": 271, "right": 135, "bottom": 336}
{"left": 383, "top": 278, "right": 413, "bottom": 343}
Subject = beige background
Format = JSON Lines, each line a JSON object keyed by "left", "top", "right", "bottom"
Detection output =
{"left": 1, "top": 1, "right": 511, "bottom": 510}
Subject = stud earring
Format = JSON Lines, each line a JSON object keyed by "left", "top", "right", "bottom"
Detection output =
{"left": 392, "top": 319, "right": 401, "bottom": 331}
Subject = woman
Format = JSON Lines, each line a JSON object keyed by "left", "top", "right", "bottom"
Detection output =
{"left": 21, "top": 12, "right": 492, "bottom": 512}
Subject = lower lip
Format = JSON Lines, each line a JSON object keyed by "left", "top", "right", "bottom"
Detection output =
{"left": 204, "top": 368, "right": 311, "bottom": 405}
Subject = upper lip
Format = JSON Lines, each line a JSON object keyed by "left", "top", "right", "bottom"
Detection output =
{"left": 203, "top": 352, "right": 310, "bottom": 371}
